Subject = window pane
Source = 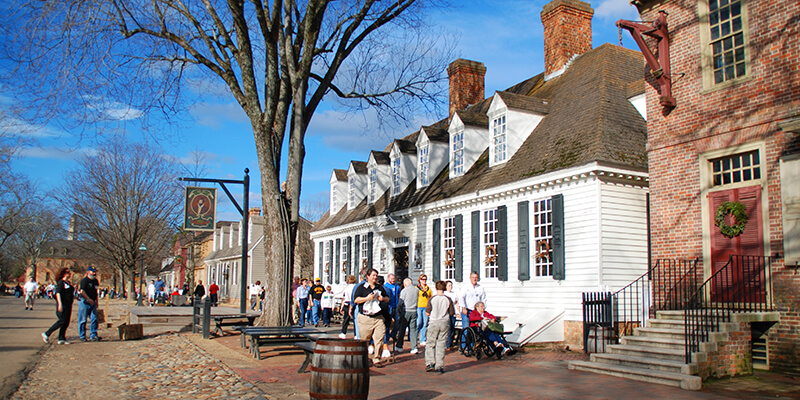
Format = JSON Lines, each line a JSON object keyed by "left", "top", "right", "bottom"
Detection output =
{"left": 753, "top": 168, "right": 761, "bottom": 180}
{"left": 734, "top": 32, "right": 744, "bottom": 47}
{"left": 710, "top": 0, "right": 718, "bottom": 11}
{"left": 723, "top": 37, "right": 732, "bottom": 50}
{"left": 715, "top": 70, "right": 724, "bottom": 84}
{"left": 713, "top": 160, "right": 721, "bottom": 172}
{"left": 752, "top": 151, "right": 760, "bottom": 165}
{"left": 714, "top": 175, "right": 722, "bottom": 186}
{"left": 725, "top": 65, "right": 735, "bottom": 80}
{"left": 722, "top": 158, "right": 731, "bottom": 170}
{"left": 731, "top": 2, "right": 740, "bottom": 16}
{"left": 732, "top": 170, "right": 741, "bottom": 182}
{"left": 732, "top": 16, "right": 742, "bottom": 32}
{"left": 732, "top": 156, "right": 740, "bottom": 169}
{"left": 710, "top": 10, "right": 719, "bottom": 25}
{"left": 743, "top": 169, "right": 751, "bottom": 181}
{"left": 720, "top": 7, "right": 730, "bottom": 21}
{"left": 712, "top": 26, "right": 720, "bottom": 40}
{"left": 721, "top": 21, "right": 731, "bottom": 37}
{"left": 736, "top": 62, "right": 746, "bottom": 77}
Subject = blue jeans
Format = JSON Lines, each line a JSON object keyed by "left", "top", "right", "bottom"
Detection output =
{"left": 460, "top": 311, "right": 471, "bottom": 349}
{"left": 322, "top": 308, "right": 332, "bottom": 325}
{"left": 78, "top": 300, "right": 98, "bottom": 339}
{"left": 447, "top": 314, "right": 457, "bottom": 347}
{"left": 417, "top": 307, "right": 429, "bottom": 343}
{"left": 312, "top": 299, "right": 321, "bottom": 325}
{"left": 298, "top": 298, "right": 308, "bottom": 325}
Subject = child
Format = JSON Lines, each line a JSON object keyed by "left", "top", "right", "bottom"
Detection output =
{"left": 424, "top": 280, "right": 454, "bottom": 374}
{"left": 321, "top": 285, "right": 335, "bottom": 327}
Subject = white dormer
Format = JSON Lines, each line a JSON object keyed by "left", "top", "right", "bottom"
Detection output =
{"left": 347, "top": 161, "right": 368, "bottom": 210}
{"left": 367, "top": 151, "right": 391, "bottom": 204}
{"left": 416, "top": 127, "right": 449, "bottom": 188}
{"left": 448, "top": 111, "right": 489, "bottom": 178}
{"left": 628, "top": 93, "right": 647, "bottom": 121}
{"left": 329, "top": 169, "right": 348, "bottom": 214}
{"left": 390, "top": 139, "right": 417, "bottom": 197}
{"left": 486, "top": 92, "right": 548, "bottom": 167}
{"left": 228, "top": 223, "right": 238, "bottom": 248}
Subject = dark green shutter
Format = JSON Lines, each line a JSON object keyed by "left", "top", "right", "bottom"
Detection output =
{"left": 335, "top": 238, "right": 341, "bottom": 284}
{"left": 346, "top": 236, "right": 353, "bottom": 277}
{"left": 454, "top": 214, "right": 463, "bottom": 282}
{"left": 354, "top": 235, "right": 361, "bottom": 273}
{"left": 497, "top": 205, "right": 508, "bottom": 281}
{"left": 318, "top": 241, "right": 323, "bottom": 281}
{"left": 552, "top": 194, "right": 565, "bottom": 281}
{"left": 432, "top": 218, "right": 441, "bottom": 282}
{"left": 471, "top": 211, "right": 480, "bottom": 275}
{"left": 518, "top": 201, "right": 530, "bottom": 281}
{"left": 327, "top": 240, "right": 334, "bottom": 284}
{"left": 367, "top": 232, "right": 373, "bottom": 269}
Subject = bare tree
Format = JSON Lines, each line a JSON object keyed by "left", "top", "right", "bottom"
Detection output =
{"left": 2, "top": 0, "right": 454, "bottom": 324}
{"left": 57, "top": 138, "right": 182, "bottom": 296}
{"left": 11, "top": 205, "right": 65, "bottom": 279}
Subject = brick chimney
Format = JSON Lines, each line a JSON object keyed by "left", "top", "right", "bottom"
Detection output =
{"left": 447, "top": 58, "right": 486, "bottom": 117}
{"left": 248, "top": 207, "right": 261, "bottom": 217}
{"left": 541, "top": 0, "right": 594, "bottom": 77}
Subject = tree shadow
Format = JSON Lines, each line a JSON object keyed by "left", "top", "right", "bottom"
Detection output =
{"left": 376, "top": 390, "right": 442, "bottom": 400}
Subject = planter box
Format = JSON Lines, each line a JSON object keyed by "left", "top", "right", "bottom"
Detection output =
{"left": 118, "top": 323, "right": 144, "bottom": 340}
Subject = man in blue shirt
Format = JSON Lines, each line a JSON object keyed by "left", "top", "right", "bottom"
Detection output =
{"left": 384, "top": 274, "right": 400, "bottom": 344}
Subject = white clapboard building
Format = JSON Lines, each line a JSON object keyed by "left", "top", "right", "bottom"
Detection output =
{"left": 310, "top": 0, "right": 650, "bottom": 347}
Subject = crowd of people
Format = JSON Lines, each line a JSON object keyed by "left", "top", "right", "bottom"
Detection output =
{"left": 290, "top": 269, "right": 515, "bottom": 372}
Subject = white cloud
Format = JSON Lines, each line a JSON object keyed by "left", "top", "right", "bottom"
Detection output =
{"left": 0, "top": 115, "right": 64, "bottom": 138}
{"left": 189, "top": 102, "right": 249, "bottom": 129}
{"left": 16, "top": 145, "right": 96, "bottom": 160}
{"left": 594, "top": 0, "right": 639, "bottom": 20}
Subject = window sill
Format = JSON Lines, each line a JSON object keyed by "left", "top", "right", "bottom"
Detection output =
{"left": 701, "top": 74, "right": 753, "bottom": 95}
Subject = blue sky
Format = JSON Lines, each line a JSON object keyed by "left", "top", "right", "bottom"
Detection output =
{"left": 6, "top": 0, "right": 640, "bottom": 222}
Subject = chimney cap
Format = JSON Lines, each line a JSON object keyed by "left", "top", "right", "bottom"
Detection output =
{"left": 541, "top": 0, "right": 593, "bottom": 17}
{"left": 447, "top": 58, "right": 486, "bottom": 75}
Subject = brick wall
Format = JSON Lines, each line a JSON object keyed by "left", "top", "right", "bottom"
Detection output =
{"left": 563, "top": 320, "right": 583, "bottom": 350}
{"left": 635, "top": 0, "right": 800, "bottom": 373}
{"left": 697, "top": 322, "right": 753, "bottom": 379}
{"left": 541, "top": 0, "right": 593, "bottom": 76}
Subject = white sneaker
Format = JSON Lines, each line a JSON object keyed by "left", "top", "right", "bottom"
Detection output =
{"left": 502, "top": 346, "right": 512, "bottom": 356}
{"left": 57, "top": 340, "right": 70, "bottom": 345}
{"left": 338, "top": 333, "right": 346, "bottom": 339}
{"left": 409, "top": 348, "right": 418, "bottom": 355}
{"left": 368, "top": 345, "right": 374, "bottom": 354}
{"left": 41, "top": 332, "right": 48, "bottom": 344}
{"left": 419, "top": 341, "right": 426, "bottom": 346}
{"left": 381, "top": 349, "right": 391, "bottom": 358}
{"left": 395, "top": 347, "right": 404, "bottom": 353}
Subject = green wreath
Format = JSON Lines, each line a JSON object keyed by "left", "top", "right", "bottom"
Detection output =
{"left": 714, "top": 201, "right": 748, "bottom": 238}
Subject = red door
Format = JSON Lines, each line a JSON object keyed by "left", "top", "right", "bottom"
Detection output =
{"left": 708, "top": 185, "right": 764, "bottom": 302}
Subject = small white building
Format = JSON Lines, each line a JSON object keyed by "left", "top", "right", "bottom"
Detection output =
{"left": 310, "top": 0, "right": 650, "bottom": 348}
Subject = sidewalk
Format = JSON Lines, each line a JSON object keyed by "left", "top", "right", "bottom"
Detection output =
{"left": 10, "top": 312, "right": 800, "bottom": 399}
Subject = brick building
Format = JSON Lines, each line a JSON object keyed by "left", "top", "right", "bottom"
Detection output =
{"left": 634, "top": 0, "right": 799, "bottom": 375}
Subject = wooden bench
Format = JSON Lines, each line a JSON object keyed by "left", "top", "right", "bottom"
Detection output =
{"left": 294, "top": 341, "right": 316, "bottom": 373}
{"left": 239, "top": 327, "right": 322, "bottom": 359}
{"left": 212, "top": 314, "right": 258, "bottom": 336}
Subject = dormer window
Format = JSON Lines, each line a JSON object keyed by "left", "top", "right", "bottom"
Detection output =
{"left": 369, "top": 167, "right": 378, "bottom": 203}
{"left": 392, "top": 157, "right": 401, "bottom": 196}
{"left": 419, "top": 144, "right": 430, "bottom": 186}
{"left": 452, "top": 129, "right": 464, "bottom": 176}
{"left": 348, "top": 176, "right": 356, "bottom": 207}
{"left": 492, "top": 114, "right": 507, "bottom": 163}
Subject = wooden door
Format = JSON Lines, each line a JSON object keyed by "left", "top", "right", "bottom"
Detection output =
{"left": 393, "top": 247, "right": 409, "bottom": 282}
{"left": 708, "top": 185, "right": 764, "bottom": 302}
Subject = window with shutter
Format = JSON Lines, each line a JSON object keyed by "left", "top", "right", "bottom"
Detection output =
{"left": 454, "top": 214, "right": 463, "bottom": 283}
{"left": 518, "top": 201, "right": 530, "bottom": 281}
{"left": 471, "top": 211, "right": 480, "bottom": 275}
{"left": 432, "top": 218, "right": 441, "bottom": 282}
{"left": 335, "top": 238, "right": 341, "bottom": 284}
{"left": 443, "top": 217, "right": 456, "bottom": 280}
{"left": 483, "top": 209, "right": 498, "bottom": 278}
{"left": 551, "top": 194, "right": 565, "bottom": 281}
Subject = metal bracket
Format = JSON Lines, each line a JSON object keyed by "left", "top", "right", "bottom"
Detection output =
{"left": 617, "top": 10, "right": 676, "bottom": 109}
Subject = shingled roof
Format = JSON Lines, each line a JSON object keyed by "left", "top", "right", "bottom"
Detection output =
{"left": 314, "top": 44, "right": 646, "bottom": 232}
{"left": 350, "top": 161, "right": 368, "bottom": 174}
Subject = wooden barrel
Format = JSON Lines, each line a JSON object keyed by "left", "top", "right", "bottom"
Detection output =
{"left": 309, "top": 338, "right": 369, "bottom": 400}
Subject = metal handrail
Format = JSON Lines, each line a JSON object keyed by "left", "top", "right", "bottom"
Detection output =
{"left": 683, "top": 255, "right": 773, "bottom": 363}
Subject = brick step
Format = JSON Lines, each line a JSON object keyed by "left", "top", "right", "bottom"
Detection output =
{"left": 589, "top": 352, "right": 697, "bottom": 375}
{"left": 608, "top": 344, "right": 686, "bottom": 362}
{"left": 569, "top": 361, "right": 702, "bottom": 390}
{"left": 621, "top": 335, "right": 686, "bottom": 350}
{"left": 656, "top": 310, "right": 726, "bottom": 321}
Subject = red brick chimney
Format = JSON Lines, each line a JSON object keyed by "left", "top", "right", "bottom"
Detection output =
{"left": 447, "top": 58, "right": 486, "bottom": 117}
{"left": 541, "top": 0, "right": 594, "bottom": 77}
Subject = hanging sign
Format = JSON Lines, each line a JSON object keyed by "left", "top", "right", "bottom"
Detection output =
{"left": 184, "top": 186, "right": 217, "bottom": 231}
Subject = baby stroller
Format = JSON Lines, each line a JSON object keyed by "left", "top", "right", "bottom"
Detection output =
{"left": 460, "top": 324, "right": 516, "bottom": 360}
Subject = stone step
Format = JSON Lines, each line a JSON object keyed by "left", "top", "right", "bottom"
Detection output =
{"left": 621, "top": 335, "right": 685, "bottom": 350}
{"left": 589, "top": 352, "right": 697, "bottom": 375}
{"left": 609, "top": 344, "right": 686, "bottom": 362}
{"left": 569, "top": 361, "right": 702, "bottom": 390}
{"left": 634, "top": 327, "right": 687, "bottom": 340}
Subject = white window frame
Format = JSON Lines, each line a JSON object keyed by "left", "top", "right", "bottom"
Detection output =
{"left": 391, "top": 157, "right": 401, "bottom": 196}
{"left": 492, "top": 114, "right": 507, "bottom": 164}
{"left": 710, "top": 149, "right": 762, "bottom": 188}
{"left": 699, "top": 0, "right": 751, "bottom": 91}
{"left": 323, "top": 241, "right": 331, "bottom": 280}
{"left": 452, "top": 129, "right": 464, "bottom": 176}
{"left": 341, "top": 238, "right": 349, "bottom": 273}
{"left": 419, "top": 144, "right": 430, "bottom": 186}
{"left": 360, "top": 234, "right": 370, "bottom": 269}
{"left": 443, "top": 217, "right": 456, "bottom": 280}
{"left": 369, "top": 167, "right": 378, "bottom": 203}
{"left": 331, "top": 184, "right": 338, "bottom": 211}
{"left": 532, "top": 198, "right": 553, "bottom": 277}
{"left": 483, "top": 209, "right": 498, "bottom": 279}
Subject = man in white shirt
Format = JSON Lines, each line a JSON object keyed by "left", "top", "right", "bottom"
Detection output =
{"left": 23, "top": 278, "right": 39, "bottom": 310}
{"left": 250, "top": 281, "right": 262, "bottom": 310}
{"left": 458, "top": 272, "right": 486, "bottom": 349}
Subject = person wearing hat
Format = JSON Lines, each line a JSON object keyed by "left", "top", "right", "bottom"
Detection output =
{"left": 310, "top": 277, "right": 325, "bottom": 326}
{"left": 78, "top": 267, "right": 101, "bottom": 341}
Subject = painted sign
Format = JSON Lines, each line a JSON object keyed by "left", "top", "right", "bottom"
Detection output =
{"left": 184, "top": 186, "right": 216, "bottom": 231}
